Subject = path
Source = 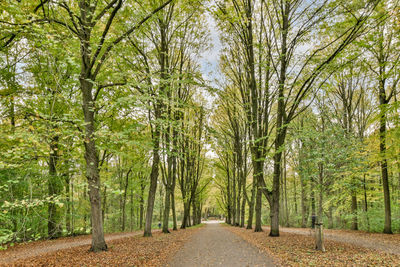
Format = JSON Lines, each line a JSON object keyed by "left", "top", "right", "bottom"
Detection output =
{"left": 167, "top": 222, "right": 275, "bottom": 267}
{"left": 264, "top": 226, "right": 400, "bottom": 255}
{"left": 0, "top": 230, "right": 159, "bottom": 265}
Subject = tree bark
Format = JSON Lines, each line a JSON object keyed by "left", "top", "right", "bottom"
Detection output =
{"left": 227, "top": 160, "right": 232, "bottom": 225}
{"left": 48, "top": 135, "right": 62, "bottom": 238}
{"left": 363, "top": 174, "right": 370, "bottom": 230}
{"left": 162, "top": 185, "right": 171, "bottom": 233}
{"left": 78, "top": 1, "right": 107, "bottom": 248}
{"left": 144, "top": 127, "right": 160, "bottom": 236}
{"left": 284, "top": 153, "right": 289, "bottom": 227}
{"left": 65, "top": 173, "right": 71, "bottom": 234}
{"left": 351, "top": 192, "right": 358, "bottom": 230}
{"left": 269, "top": 0, "right": 290, "bottom": 238}
{"left": 246, "top": 173, "right": 256, "bottom": 229}
{"left": 379, "top": 90, "right": 392, "bottom": 234}
{"left": 139, "top": 177, "right": 145, "bottom": 229}
{"left": 171, "top": 156, "right": 178, "bottom": 230}
{"left": 254, "top": 158, "right": 263, "bottom": 232}
{"left": 240, "top": 181, "right": 246, "bottom": 228}
{"left": 130, "top": 186, "right": 134, "bottom": 230}
{"left": 254, "top": 185, "right": 263, "bottom": 232}
{"left": 122, "top": 169, "right": 131, "bottom": 231}
{"left": 270, "top": 139, "right": 283, "bottom": 236}
{"left": 315, "top": 163, "right": 325, "bottom": 251}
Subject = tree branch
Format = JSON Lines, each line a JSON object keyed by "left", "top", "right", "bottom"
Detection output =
{"left": 92, "top": 0, "right": 174, "bottom": 78}
{"left": 94, "top": 81, "right": 127, "bottom": 101}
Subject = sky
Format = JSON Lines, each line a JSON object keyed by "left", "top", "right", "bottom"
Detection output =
{"left": 200, "top": 11, "right": 223, "bottom": 90}
{"left": 200, "top": 11, "right": 222, "bottom": 159}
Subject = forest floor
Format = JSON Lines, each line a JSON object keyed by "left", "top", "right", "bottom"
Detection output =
{"left": 166, "top": 222, "right": 275, "bottom": 267}
{"left": 1, "top": 223, "right": 400, "bottom": 266}
{"left": 276, "top": 226, "right": 400, "bottom": 255}
{"left": 0, "top": 227, "right": 199, "bottom": 266}
{"left": 0, "top": 230, "right": 148, "bottom": 264}
{"left": 226, "top": 225, "right": 400, "bottom": 266}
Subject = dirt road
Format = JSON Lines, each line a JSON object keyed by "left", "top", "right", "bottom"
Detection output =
{"left": 167, "top": 222, "right": 275, "bottom": 267}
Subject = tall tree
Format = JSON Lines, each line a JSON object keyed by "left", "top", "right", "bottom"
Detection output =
{"left": 360, "top": 1, "right": 400, "bottom": 233}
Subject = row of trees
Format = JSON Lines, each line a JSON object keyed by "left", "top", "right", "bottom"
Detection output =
{"left": 212, "top": 0, "right": 399, "bottom": 251}
{"left": 0, "top": 0, "right": 212, "bottom": 251}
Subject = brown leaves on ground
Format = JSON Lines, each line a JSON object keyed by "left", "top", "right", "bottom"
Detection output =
{"left": 278, "top": 226, "right": 400, "bottom": 254}
{"left": 2, "top": 228, "right": 201, "bottom": 267}
{"left": 226, "top": 225, "right": 400, "bottom": 267}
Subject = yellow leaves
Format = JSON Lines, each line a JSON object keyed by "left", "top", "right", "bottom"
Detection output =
{"left": 28, "top": 125, "right": 34, "bottom": 131}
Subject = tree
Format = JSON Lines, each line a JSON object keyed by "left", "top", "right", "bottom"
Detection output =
{"left": 359, "top": 1, "right": 400, "bottom": 233}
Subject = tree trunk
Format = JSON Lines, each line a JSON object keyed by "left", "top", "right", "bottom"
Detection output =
{"left": 102, "top": 186, "right": 107, "bottom": 225}
{"left": 378, "top": 79, "right": 392, "bottom": 234}
{"left": 236, "top": 176, "right": 241, "bottom": 226}
{"left": 79, "top": 73, "right": 107, "bottom": 251}
{"left": 351, "top": 191, "right": 358, "bottom": 230}
{"left": 240, "top": 182, "right": 246, "bottom": 228}
{"left": 254, "top": 185, "right": 263, "bottom": 232}
{"left": 144, "top": 146, "right": 160, "bottom": 236}
{"left": 122, "top": 169, "right": 130, "bottom": 232}
{"left": 48, "top": 136, "right": 62, "bottom": 239}
{"left": 299, "top": 120, "right": 308, "bottom": 228}
{"left": 191, "top": 196, "right": 197, "bottom": 226}
{"left": 232, "top": 161, "right": 236, "bottom": 226}
{"left": 139, "top": 179, "right": 145, "bottom": 229}
{"left": 300, "top": 175, "right": 307, "bottom": 228}
{"left": 162, "top": 185, "right": 171, "bottom": 233}
{"left": 187, "top": 205, "right": 192, "bottom": 227}
{"left": 171, "top": 126, "right": 178, "bottom": 231}
{"left": 181, "top": 201, "right": 190, "bottom": 229}
{"left": 270, "top": 144, "right": 283, "bottom": 236}
{"left": 363, "top": 174, "right": 370, "bottom": 231}
{"left": 144, "top": 117, "right": 161, "bottom": 236}
{"left": 269, "top": 1, "right": 290, "bottom": 238}
{"left": 254, "top": 159, "right": 263, "bottom": 232}
{"left": 130, "top": 186, "right": 134, "bottom": 230}
{"left": 171, "top": 190, "right": 177, "bottom": 230}
{"left": 235, "top": 135, "right": 243, "bottom": 227}
{"left": 311, "top": 180, "right": 316, "bottom": 224}
{"left": 315, "top": 222, "right": 325, "bottom": 251}
{"left": 65, "top": 174, "right": 71, "bottom": 234}
{"left": 71, "top": 178, "right": 75, "bottom": 233}
{"left": 227, "top": 163, "right": 232, "bottom": 225}
{"left": 315, "top": 163, "right": 325, "bottom": 251}
{"left": 159, "top": 184, "right": 163, "bottom": 226}
{"left": 284, "top": 153, "right": 289, "bottom": 227}
{"left": 246, "top": 174, "right": 256, "bottom": 229}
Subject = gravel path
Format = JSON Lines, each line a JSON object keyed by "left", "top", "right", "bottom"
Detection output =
{"left": 167, "top": 222, "right": 275, "bottom": 267}
{"left": 264, "top": 226, "right": 400, "bottom": 255}
{"left": 0, "top": 230, "right": 160, "bottom": 264}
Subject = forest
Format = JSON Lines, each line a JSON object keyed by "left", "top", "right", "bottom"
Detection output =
{"left": 0, "top": 0, "right": 399, "bottom": 266}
